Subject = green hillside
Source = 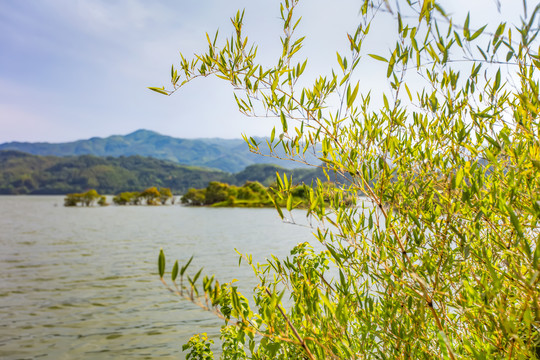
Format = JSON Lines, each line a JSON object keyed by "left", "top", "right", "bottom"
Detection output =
{"left": 0, "top": 151, "right": 324, "bottom": 195}
{"left": 0, "top": 150, "right": 232, "bottom": 194}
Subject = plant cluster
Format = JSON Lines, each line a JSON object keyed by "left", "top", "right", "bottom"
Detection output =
{"left": 0, "top": 151, "right": 231, "bottom": 195}
{"left": 181, "top": 180, "right": 309, "bottom": 208}
{"left": 154, "top": 0, "right": 540, "bottom": 358}
{"left": 64, "top": 189, "right": 107, "bottom": 207}
{"left": 112, "top": 187, "right": 174, "bottom": 205}
{"left": 0, "top": 151, "right": 328, "bottom": 195}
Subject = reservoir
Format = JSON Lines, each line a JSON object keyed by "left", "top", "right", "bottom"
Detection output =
{"left": 0, "top": 196, "right": 314, "bottom": 359}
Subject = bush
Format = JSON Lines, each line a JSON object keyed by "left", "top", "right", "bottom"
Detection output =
{"left": 155, "top": 1, "right": 540, "bottom": 358}
{"left": 64, "top": 189, "right": 105, "bottom": 207}
{"left": 181, "top": 188, "right": 207, "bottom": 206}
{"left": 204, "top": 182, "right": 230, "bottom": 205}
{"left": 113, "top": 191, "right": 141, "bottom": 205}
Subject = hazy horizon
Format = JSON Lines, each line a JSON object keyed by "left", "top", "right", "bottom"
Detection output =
{"left": 0, "top": 128, "right": 256, "bottom": 145}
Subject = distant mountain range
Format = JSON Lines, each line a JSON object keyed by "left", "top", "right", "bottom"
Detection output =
{"left": 0, "top": 130, "right": 317, "bottom": 173}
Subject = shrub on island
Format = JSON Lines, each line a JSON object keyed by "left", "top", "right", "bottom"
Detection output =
{"left": 112, "top": 187, "right": 174, "bottom": 205}
{"left": 64, "top": 189, "right": 107, "bottom": 207}
{"left": 181, "top": 181, "right": 309, "bottom": 208}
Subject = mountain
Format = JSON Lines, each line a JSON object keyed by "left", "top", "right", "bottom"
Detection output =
{"left": 0, "top": 130, "right": 318, "bottom": 173}
{"left": 0, "top": 151, "right": 325, "bottom": 195}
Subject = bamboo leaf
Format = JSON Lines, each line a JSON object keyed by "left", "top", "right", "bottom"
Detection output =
{"left": 286, "top": 193, "right": 293, "bottom": 212}
{"left": 192, "top": 268, "right": 203, "bottom": 284}
{"left": 368, "top": 54, "right": 388, "bottom": 62}
{"left": 158, "top": 248, "right": 165, "bottom": 278}
{"left": 463, "top": 13, "right": 471, "bottom": 39}
{"left": 148, "top": 87, "right": 169, "bottom": 95}
{"left": 470, "top": 25, "right": 487, "bottom": 41}
{"left": 507, "top": 204, "right": 523, "bottom": 237}
{"left": 180, "top": 256, "right": 194, "bottom": 276}
{"left": 172, "top": 260, "right": 179, "bottom": 282}
{"left": 347, "top": 82, "right": 359, "bottom": 108}
{"left": 280, "top": 111, "right": 288, "bottom": 133}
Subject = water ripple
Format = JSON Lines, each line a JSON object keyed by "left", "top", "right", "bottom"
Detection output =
{"left": 0, "top": 196, "right": 314, "bottom": 359}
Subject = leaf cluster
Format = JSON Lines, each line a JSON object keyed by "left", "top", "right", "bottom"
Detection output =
{"left": 112, "top": 187, "right": 174, "bottom": 205}
{"left": 181, "top": 180, "right": 310, "bottom": 208}
{"left": 64, "top": 189, "right": 107, "bottom": 207}
{"left": 156, "top": 0, "right": 540, "bottom": 358}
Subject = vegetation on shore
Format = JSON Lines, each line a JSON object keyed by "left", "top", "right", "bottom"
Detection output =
{"left": 181, "top": 181, "right": 309, "bottom": 208}
{"left": 0, "top": 150, "right": 325, "bottom": 195}
{"left": 64, "top": 187, "right": 174, "bottom": 207}
{"left": 113, "top": 187, "right": 174, "bottom": 205}
{"left": 64, "top": 189, "right": 107, "bottom": 207}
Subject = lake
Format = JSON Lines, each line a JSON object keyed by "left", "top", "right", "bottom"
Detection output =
{"left": 0, "top": 196, "right": 315, "bottom": 359}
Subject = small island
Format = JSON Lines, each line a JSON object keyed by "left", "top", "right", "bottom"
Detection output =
{"left": 181, "top": 181, "right": 308, "bottom": 208}
{"left": 64, "top": 182, "right": 313, "bottom": 208}
{"left": 64, "top": 187, "right": 174, "bottom": 206}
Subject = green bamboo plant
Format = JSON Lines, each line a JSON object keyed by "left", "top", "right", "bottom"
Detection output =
{"left": 153, "top": 0, "right": 540, "bottom": 358}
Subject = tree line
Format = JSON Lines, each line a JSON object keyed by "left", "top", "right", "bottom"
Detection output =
{"left": 64, "top": 187, "right": 174, "bottom": 207}
{"left": 0, "top": 150, "right": 326, "bottom": 195}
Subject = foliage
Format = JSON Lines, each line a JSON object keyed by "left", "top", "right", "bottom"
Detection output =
{"left": 182, "top": 333, "right": 214, "bottom": 360}
{"left": 0, "top": 151, "right": 233, "bottom": 195}
{"left": 159, "top": 187, "right": 174, "bottom": 204}
{"left": 139, "top": 186, "right": 161, "bottom": 205}
{"left": 156, "top": 0, "right": 540, "bottom": 358}
{"left": 0, "top": 151, "right": 326, "bottom": 195}
{"left": 112, "top": 187, "right": 174, "bottom": 205}
{"left": 181, "top": 188, "right": 207, "bottom": 206}
{"left": 181, "top": 180, "right": 308, "bottom": 208}
{"left": 64, "top": 189, "right": 106, "bottom": 207}
{"left": 112, "top": 191, "right": 141, "bottom": 205}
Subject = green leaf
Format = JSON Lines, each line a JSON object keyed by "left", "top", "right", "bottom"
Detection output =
{"left": 419, "top": 0, "right": 433, "bottom": 22}
{"left": 507, "top": 204, "right": 523, "bottom": 237}
{"left": 470, "top": 25, "right": 487, "bottom": 41}
{"left": 493, "top": 69, "right": 501, "bottom": 90}
{"left": 280, "top": 112, "right": 288, "bottom": 133}
{"left": 387, "top": 50, "right": 396, "bottom": 77}
{"left": 337, "top": 52, "right": 345, "bottom": 71}
{"left": 148, "top": 87, "right": 169, "bottom": 95}
{"left": 158, "top": 248, "right": 165, "bottom": 278}
{"left": 286, "top": 193, "right": 293, "bottom": 212}
{"left": 172, "top": 260, "right": 179, "bottom": 282}
{"left": 463, "top": 13, "right": 470, "bottom": 39}
{"left": 180, "top": 256, "right": 194, "bottom": 276}
{"left": 455, "top": 168, "right": 464, "bottom": 188}
{"left": 484, "top": 134, "right": 501, "bottom": 149}
{"left": 347, "top": 82, "right": 359, "bottom": 108}
{"left": 192, "top": 268, "right": 203, "bottom": 284}
{"left": 368, "top": 54, "right": 388, "bottom": 62}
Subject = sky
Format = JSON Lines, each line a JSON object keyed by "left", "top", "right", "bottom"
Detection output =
{"left": 0, "top": 0, "right": 533, "bottom": 143}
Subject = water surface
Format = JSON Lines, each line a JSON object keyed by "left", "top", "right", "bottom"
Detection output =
{"left": 0, "top": 196, "right": 314, "bottom": 359}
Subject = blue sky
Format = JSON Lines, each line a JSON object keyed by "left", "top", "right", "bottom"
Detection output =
{"left": 0, "top": 0, "right": 531, "bottom": 143}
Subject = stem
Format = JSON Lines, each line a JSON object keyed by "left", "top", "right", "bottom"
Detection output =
{"left": 264, "top": 287, "right": 316, "bottom": 360}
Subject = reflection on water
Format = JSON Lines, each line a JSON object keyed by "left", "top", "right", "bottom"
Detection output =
{"left": 0, "top": 196, "right": 313, "bottom": 359}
